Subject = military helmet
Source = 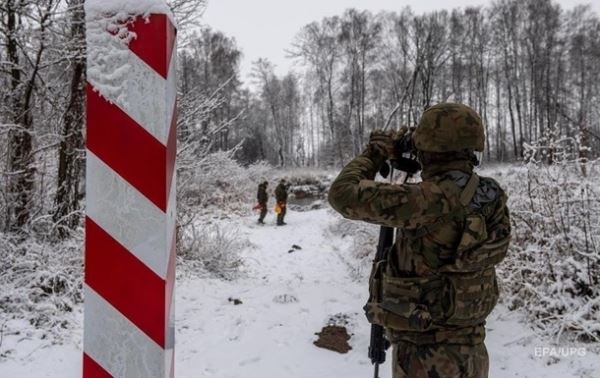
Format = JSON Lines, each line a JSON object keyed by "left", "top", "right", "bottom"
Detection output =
{"left": 413, "top": 103, "right": 485, "bottom": 152}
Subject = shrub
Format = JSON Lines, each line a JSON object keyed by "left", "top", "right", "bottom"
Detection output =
{"left": 178, "top": 223, "right": 246, "bottom": 280}
{"left": 0, "top": 233, "right": 83, "bottom": 340}
{"left": 497, "top": 160, "right": 600, "bottom": 342}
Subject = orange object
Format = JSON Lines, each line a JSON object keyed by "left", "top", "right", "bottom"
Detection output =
{"left": 274, "top": 201, "right": 286, "bottom": 214}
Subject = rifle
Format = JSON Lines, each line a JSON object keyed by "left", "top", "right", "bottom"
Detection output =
{"left": 368, "top": 104, "right": 414, "bottom": 377}
{"left": 368, "top": 226, "right": 394, "bottom": 378}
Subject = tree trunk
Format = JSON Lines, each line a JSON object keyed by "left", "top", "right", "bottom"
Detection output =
{"left": 5, "top": 0, "right": 38, "bottom": 232}
{"left": 53, "top": 0, "right": 86, "bottom": 238}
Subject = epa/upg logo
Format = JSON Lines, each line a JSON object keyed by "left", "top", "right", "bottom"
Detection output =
{"left": 534, "top": 346, "right": 587, "bottom": 358}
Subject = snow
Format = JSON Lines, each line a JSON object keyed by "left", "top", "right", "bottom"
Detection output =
{"left": 85, "top": 0, "right": 174, "bottom": 24}
{"left": 176, "top": 209, "right": 376, "bottom": 377}
{"left": 0, "top": 317, "right": 83, "bottom": 378}
{"left": 1, "top": 208, "right": 599, "bottom": 377}
{"left": 85, "top": 0, "right": 177, "bottom": 146}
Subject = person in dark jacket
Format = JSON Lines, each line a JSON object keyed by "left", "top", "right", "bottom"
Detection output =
{"left": 275, "top": 179, "right": 288, "bottom": 226}
{"left": 257, "top": 181, "right": 268, "bottom": 224}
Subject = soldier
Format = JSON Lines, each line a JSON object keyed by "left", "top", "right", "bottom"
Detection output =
{"left": 257, "top": 181, "right": 269, "bottom": 224}
{"left": 328, "top": 103, "right": 511, "bottom": 378}
{"left": 275, "top": 179, "right": 288, "bottom": 226}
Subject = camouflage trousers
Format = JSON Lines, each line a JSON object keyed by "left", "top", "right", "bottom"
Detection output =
{"left": 258, "top": 203, "right": 267, "bottom": 222}
{"left": 391, "top": 341, "right": 489, "bottom": 378}
{"left": 277, "top": 203, "right": 287, "bottom": 225}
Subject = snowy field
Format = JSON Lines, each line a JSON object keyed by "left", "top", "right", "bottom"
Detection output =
{"left": 1, "top": 207, "right": 599, "bottom": 377}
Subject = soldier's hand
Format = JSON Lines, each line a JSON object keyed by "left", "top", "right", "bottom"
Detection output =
{"left": 368, "top": 130, "right": 395, "bottom": 159}
{"left": 395, "top": 126, "right": 409, "bottom": 140}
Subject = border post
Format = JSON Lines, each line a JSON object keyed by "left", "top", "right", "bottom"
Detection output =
{"left": 83, "top": 2, "right": 177, "bottom": 377}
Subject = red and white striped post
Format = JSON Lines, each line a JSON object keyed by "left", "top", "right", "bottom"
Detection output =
{"left": 84, "top": 2, "right": 177, "bottom": 377}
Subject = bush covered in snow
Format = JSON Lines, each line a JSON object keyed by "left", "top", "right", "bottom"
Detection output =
{"left": 178, "top": 223, "right": 246, "bottom": 281}
{"left": 327, "top": 215, "right": 378, "bottom": 281}
{"left": 495, "top": 160, "right": 600, "bottom": 342}
{"left": 0, "top": 232, "right": 83, "bottom": 340}
{"left": 176, "top": 151, "right": 270, "bottom": 277}
{"left": 178, "top": 150, "right": 273, "bottom": 218}
{"left": 281, "top": 170, "right": 334, "bottom": 200}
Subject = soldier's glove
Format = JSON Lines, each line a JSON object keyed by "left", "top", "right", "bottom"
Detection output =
{"left": 368, "top": 130, "right": 396, "bottom": 159}
{"left": 395, "top": 126, "right": 409, "bottom": 140}
{"left": 368, "top": 130, "right": 396, "bottom": 178}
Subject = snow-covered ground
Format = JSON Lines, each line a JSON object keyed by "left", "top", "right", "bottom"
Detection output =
{"left": 1, "top": 208, "right": 599, "bottom": 377}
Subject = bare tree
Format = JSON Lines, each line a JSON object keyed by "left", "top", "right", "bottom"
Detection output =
{"left": 1, "top": 0, "right": 58, "bottom": 232}
{"left": 53, "top": 0, "right": 85, "bottom": 238}
{"left": 290, "top": 17, "right": 345, "bottom": 166}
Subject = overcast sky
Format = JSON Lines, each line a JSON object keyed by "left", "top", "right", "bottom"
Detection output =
{"left": 202, "top": 0, "right": 599, "bottom": 84}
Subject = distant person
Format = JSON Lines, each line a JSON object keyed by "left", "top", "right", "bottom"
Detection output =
{"left": 256, "top": 181, "right": 268, "bottom": 224}
{"left": 275, "top": 179, "right": 288, "bottom": 226}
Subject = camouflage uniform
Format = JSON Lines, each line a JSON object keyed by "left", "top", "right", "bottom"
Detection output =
{"left": 257, "top": 182, "right": 268, "bottom": 224}
{"left": 275, "top": 180, "right": 288, "bottom": 226}
{"left": 328, "top": 103, "right": 511, "bottom": 378}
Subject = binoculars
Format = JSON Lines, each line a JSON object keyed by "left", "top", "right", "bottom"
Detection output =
{"left": 380, "top": 131, "right": 421, "bottom": 178}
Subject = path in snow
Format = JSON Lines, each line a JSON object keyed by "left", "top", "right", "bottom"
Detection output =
{"left": 1, "top": 208, "right": 599, "bottom": 377}
{"left": 176, "top": 208, "right": 384, "bottom": 378}
{"left": 175, "top": 208, "right": 600, "bottom": 378}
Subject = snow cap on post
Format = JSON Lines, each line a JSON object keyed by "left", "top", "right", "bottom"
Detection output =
{"left": 84, "top": 1, "right": 177, "bottom": 377}
{"left": 85, "top": 0, "right": 176, "bottom": 23}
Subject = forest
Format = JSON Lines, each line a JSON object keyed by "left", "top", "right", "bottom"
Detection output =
{"left": 0, "top": 0, "right": 599, "bottom": 376}
{"left": 1, "top": 0, "right": 599, "bottom": 235}
{"left": 192, "top": 0, "right": 600, "bottom": 167}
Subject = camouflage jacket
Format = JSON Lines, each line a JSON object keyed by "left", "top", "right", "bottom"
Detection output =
{"left": 328, "top": 146, "right": 511, "bottom": 341}
{"left": 257, "top": 184, "right": 268, "bottom": 204}
{"left": 275, "top": 184, "right": 288, "bottom": 202}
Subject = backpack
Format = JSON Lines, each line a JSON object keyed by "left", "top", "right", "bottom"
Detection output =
{"left": 364, "top": 174, "right": 510, "bottom": 334}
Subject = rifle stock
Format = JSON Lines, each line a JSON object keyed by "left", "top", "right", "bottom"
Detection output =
{"left": 368, "top": 226, "right": 394, "bottom": 377}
